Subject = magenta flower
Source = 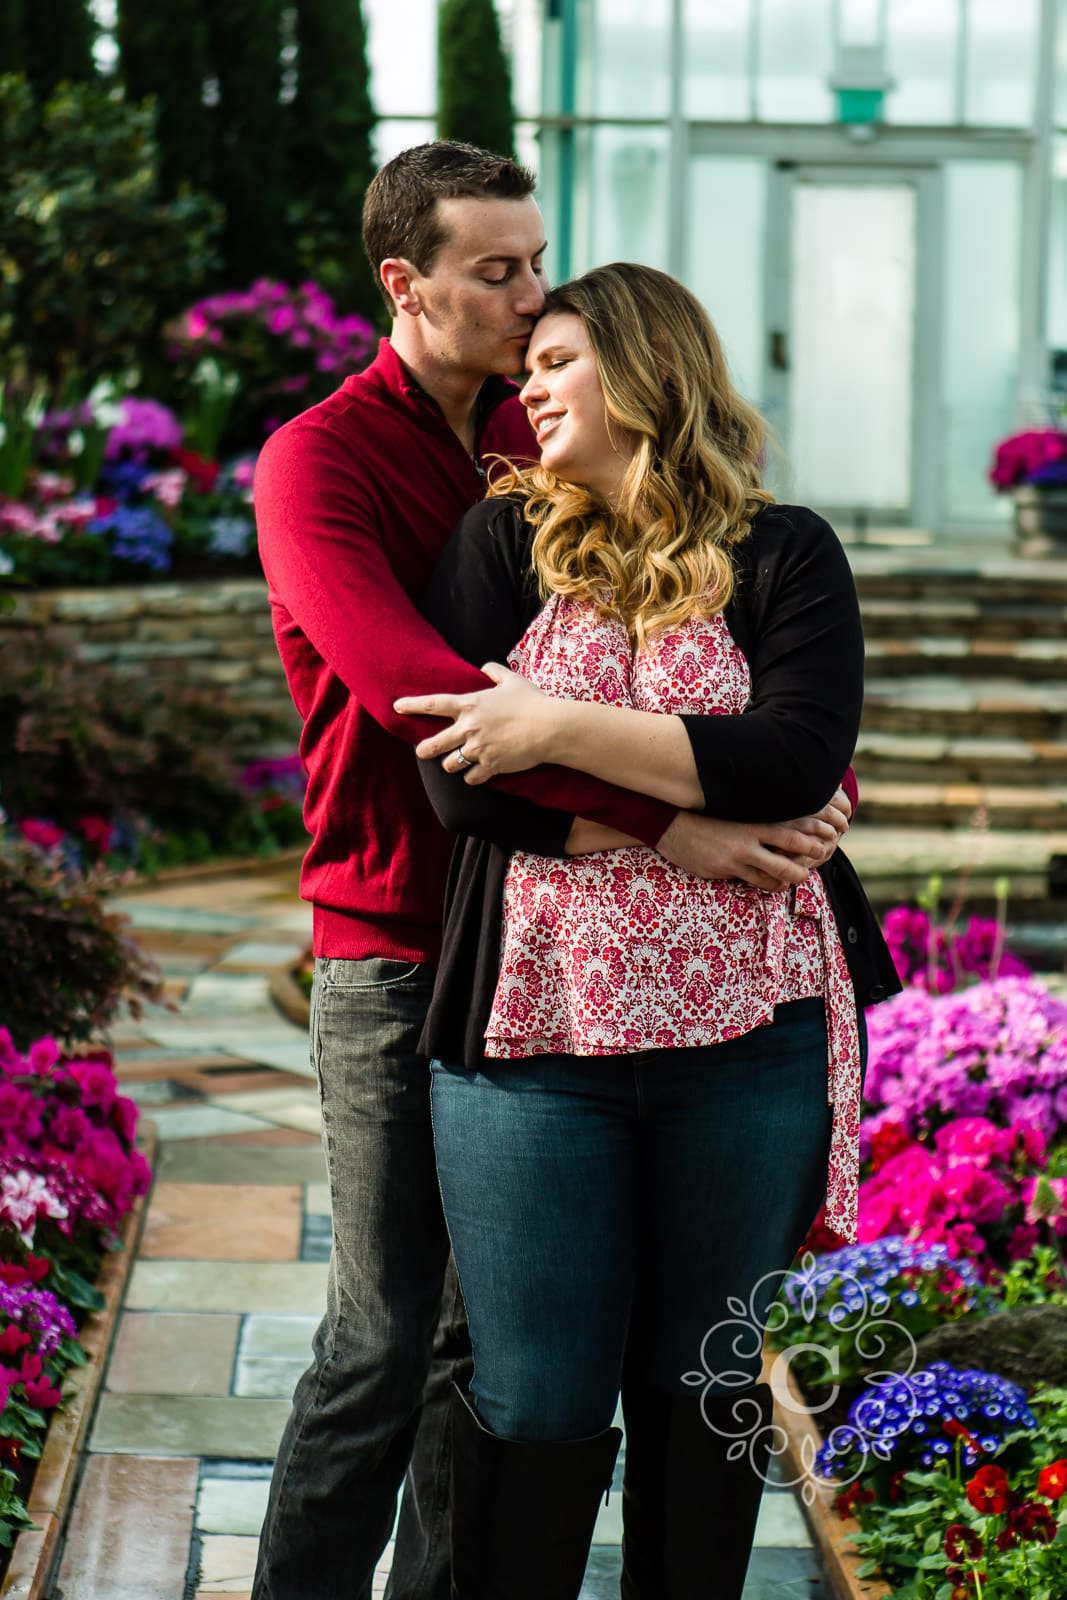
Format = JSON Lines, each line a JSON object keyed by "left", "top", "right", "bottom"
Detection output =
{"left": 990, "top": 428, "right": 1067, "bottom": 490}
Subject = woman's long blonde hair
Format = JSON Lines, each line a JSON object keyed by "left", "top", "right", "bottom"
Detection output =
{"left": 498, "top": 263, "right": 774, "bottom": 648}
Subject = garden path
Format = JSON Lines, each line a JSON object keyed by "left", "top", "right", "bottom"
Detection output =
{"left": 55, "top": 861, "right": 831, "bottom": 1599}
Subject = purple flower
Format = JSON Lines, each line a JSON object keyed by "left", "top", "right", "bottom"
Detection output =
{"left": 88, "top": 505, "right": 173, "bottom": 572}
{"left": 104, "top": 398, "right": 183, "bottom": 459}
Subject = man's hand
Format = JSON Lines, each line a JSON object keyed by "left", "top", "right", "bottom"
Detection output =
{"left": 783, "top": 787, "right": 853, "bottom": 867}
{"left": 656, "top": 812, "right": 836, "bottom": 890}
{"left": 394, "top": 663, "right": 551, "bottom": 783}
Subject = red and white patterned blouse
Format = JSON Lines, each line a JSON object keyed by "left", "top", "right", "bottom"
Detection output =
{"left": 484, "top": 593, "right": 862, "bottom": 1241}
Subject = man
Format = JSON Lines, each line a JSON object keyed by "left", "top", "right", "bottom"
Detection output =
{"left": 252, "top": 140, "right": 839, "bottom": 1600}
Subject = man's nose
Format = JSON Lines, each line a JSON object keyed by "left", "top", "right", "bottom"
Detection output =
{"left": 512, "top": 266, "right": 546, "bottom": 316}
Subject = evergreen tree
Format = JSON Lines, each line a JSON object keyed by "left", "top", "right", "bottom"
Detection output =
{"left": 206, "top": 0, "right": 291, "bottom": 284}
{"left": 23, "top": 0, "right": 95, "bottom": 99}
{"left": 288, "top": 0, "right": 377, "bottom": 311}
{"left": 0, "top": 0, "right": 28, "bottom": 77}
{"left": 117, "top": 0, "right": 213, "bottom": 192}
{"left": 437, "top": 0, "right": 515, "bottom": 159}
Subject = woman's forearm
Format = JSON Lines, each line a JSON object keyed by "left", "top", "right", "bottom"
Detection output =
{"left": 545, "top": 700, "right": 704, "bottom": 810}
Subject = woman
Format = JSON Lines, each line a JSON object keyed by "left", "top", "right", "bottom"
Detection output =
{"left": 396, "top": 263, "right": 898, "bottom": 1599}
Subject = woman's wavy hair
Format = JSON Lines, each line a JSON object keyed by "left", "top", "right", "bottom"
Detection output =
{"left": 498, "top": 262, "right": 774, "bottom": 646}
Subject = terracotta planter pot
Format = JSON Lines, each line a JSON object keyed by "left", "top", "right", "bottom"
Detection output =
{"left": 761, "top": 1348, "right": 893, "bottom": 1600}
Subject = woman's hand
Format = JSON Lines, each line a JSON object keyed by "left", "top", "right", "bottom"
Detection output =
{"left": 394, "top": 663, "right": 557, "bottom": 784}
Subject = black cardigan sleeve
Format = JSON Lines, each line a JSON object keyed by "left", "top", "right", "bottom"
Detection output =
{"left": 685, "top": 504, "right": 865, "bottom": 822}
{"left": 417, "top": 496, "right": 575, "bottom": 856}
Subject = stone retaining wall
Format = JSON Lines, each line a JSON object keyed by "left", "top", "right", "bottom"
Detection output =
{"left": 2, "top": 579, "right": 301, "bottom": 740}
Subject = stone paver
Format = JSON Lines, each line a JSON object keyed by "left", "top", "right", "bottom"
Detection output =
{"left": 107, "top": 1312, "right": 241, "bottom": 1395}
{"left": 140, "top": 1183, "right": 303, "bottom": 1260}
{"left": 54, "top": 861, "right": 831, "bottom": 1598}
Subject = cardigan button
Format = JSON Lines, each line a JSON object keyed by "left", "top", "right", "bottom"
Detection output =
{"left": 846, "top": 925, "right": 859, "bottom": 944}
{"left": 868, "top": 983, "right": 886, "bottom": 1001}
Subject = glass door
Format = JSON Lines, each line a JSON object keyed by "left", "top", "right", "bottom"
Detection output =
{"left": 764, "top": 164, "right": 941, "bottom": 533}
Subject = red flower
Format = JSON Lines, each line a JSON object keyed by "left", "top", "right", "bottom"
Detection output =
{"left": 869, "top": 1118, "right": 913, "bottom": 1172}
{"left": 23, "top": 1374, "right": 62, "bottom": 1409}
{"left": 0, "top": 1255, "right": 50, "bottom": 1287}
{"left": 169, "top": 447, "right": 219, "bottom": 494}
{"left": 834, "top": 1482, "right": 875, "bottom": 1521}
{"left": 944, "top": 1524, "right": 983, "bottom": 1562}
{"left": 0, "top": 1326, "right": 31, "bottom": 1358}
{"left": 1038, "top": 1459, "right": 1067, "bottom": 1501}
{"left": 966, "top": 1464, "right": 1012, "bottom": 1515}
{"left": 888, "top": 1469, "right": 907, "bottom": 1504}
{"left": 1010, "top": 1501, "right": 1057, "bottom": 1544}
{"left": 944, "top": 1419, "right": 979, "bottom": 1448}
{"left": 0, "top": 1437, "right": 20, "bottom": 1468}
{"left": 77, "top": 814, "right": 115, "bottom": 856}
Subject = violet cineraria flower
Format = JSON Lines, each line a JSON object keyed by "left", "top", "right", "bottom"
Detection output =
{"left": 782, "top": 1237, "right": 984, "bottom": 1324}
{"left": 88, "top": 505, "right": 173, "bottom": 572}
{"left": 816, "top": 1362, "right": 1036, "bottom": 1480}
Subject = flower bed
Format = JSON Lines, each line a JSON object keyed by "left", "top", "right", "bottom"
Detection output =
{"left": 0, "top": 1031, "right": 153, "bottom": 1568}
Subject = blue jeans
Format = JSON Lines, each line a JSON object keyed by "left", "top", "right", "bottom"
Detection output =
{"left": 430, "top": 998, "right": 834, "bottom": 1442}
{"left": 252, "top": 957, "right": 468, "bottom": 1600}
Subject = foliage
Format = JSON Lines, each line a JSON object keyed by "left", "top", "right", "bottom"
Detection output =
{"left": 0, "top": 630, "right": 302, "bottom": 866}
{"left": 165, "top": 279, "right": 375, "bottom": 447}
{"left": 6, "top": 0, "right": 96, "bottom": 104}
{"left": 287, "top": 0, "right": 378, "bottom": 313}
{"left": 116, "top": 0, "right": 213, "bottom": 193}
{"left": 0, "top": 74, "right": 221, "bottom": 390}
{"left": 0, "top": 842, "right": 162, "bottom": 1050}
{"left": 822, "top": 1374, "right": 1067, "bottom": 1597}
{"left": 772, "top": 1240, "right": 990, "bottom": 1395}
{"left": 0, "top": 1033, "right": 148, "bottom": 1549}
{"left": 437, "top": 0, "right": 515, "bottom": 158}
{"left": 207, "top": 0, "right": 290, "bottom": 287}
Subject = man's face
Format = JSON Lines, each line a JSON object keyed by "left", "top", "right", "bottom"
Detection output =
{"left": 406, "top": 195, "right": 548, "bottom": 378}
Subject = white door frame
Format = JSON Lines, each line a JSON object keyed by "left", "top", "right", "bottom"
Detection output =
{"left": 763, "top": 160, "right": 943, "bottom": 534}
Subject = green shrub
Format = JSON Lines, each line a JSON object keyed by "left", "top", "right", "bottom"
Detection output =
{"left": 438, "top": 0, "right": 515, "bottom": 158}
{"left": 0, "top": 74, "right": 221, "bottom": 390}
{"left": 0, "top": 630, "right": 301, "bottom": 859}
{"left": 0, "top": 842, "right": 163, "bottom": 1050}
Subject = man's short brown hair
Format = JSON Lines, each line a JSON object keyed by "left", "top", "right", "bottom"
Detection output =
{"left": 363, "top": 141, "right": 536, "bottom": 314}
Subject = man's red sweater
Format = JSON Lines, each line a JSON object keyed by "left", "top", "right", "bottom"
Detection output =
{"left": 255, "top": 339, "right": 676, "bottom": 963}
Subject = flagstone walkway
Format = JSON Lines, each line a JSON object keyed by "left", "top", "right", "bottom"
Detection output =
{"left": 53, "top": 861, "right": 833, "bottom": 1600}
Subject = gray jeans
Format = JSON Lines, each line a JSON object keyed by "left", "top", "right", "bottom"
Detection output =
{"left": 252, "top": 956, "right": 468, "bottom": 1600}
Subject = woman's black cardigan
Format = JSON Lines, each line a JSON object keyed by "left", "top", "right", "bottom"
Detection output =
{"left": 415, "top": 496, "right": 901, "bottom": 1067}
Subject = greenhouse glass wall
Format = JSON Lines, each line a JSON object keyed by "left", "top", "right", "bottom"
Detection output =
{"left": 366, "top": 0, "right": 1067, "bottom": 539}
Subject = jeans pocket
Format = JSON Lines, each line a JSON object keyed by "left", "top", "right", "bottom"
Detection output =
{"left": 318, "top": 957, "right": 429, "bottom": 992}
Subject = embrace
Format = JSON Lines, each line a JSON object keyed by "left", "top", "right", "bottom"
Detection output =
{"left": 252, "top": 140, "right": 898, "bottom": 1600}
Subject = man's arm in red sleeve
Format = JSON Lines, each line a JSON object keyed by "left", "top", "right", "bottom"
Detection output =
{"left": 254, "top": 421, "right": 676, "bottom": 846}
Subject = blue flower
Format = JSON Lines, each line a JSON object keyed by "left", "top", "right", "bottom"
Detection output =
{"left": 88, "top": 505, "right": 173, "bottom": 573}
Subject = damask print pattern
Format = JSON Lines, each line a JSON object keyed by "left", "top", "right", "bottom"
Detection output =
{"left": 484, "top": 594, "right": 861, "bottom": 1240}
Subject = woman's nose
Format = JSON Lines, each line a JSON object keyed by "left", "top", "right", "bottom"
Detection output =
{"left": 519, "top": 372, "right": 545, "bottom": 408}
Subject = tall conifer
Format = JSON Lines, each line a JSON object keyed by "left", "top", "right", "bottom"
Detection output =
{"left": 0, "top": 0, "right": 28, "bottom": 77}
{"left": 288, "top": 0, "right": 377, "bottom": 310}
{"left": 23, "top": 0, "right": 95, "bottom": 99}
{"left": 117, "top": 0, "right": 213, "bottom": 192}
{"left": 437, "top": 0, "right": 515, "bottom": 159}
{"left": 207, "top": 0, "right": 290, "bottom": 283}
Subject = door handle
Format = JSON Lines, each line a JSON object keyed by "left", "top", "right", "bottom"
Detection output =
{"left": 769, "top": 330, "right": 789, "bottom": 371}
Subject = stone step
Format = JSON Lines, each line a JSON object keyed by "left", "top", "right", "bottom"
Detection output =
{"left": 855, "top": 779, "right": 1067, "bottom": 831}
{"left": 855, "top": 731, "right": 1067, "bottom": 784}
{"left": 862, "top": 677, "right": 1067, "bottom": 740}
{"left": 846, "top": 823, "right": 1067, "bottom": 904}
{"left": 864, "top": 636, "right": 1067, "bottom": 680}
{"left": 858, "top": 594, "right": 1067, "bottom": 640}
{"left": 849, "top": 550, "right": 1067, "bottom": 607}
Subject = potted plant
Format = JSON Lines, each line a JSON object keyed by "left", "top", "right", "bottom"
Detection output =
{"left": 989, "top": 428, "right": 1067, "bottom": 554}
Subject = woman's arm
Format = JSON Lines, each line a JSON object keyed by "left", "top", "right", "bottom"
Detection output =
{"left": 399, "top": 507, "right": 863, "bottom": 823}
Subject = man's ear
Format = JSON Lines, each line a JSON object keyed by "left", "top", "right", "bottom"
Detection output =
{"left": 380, "top": 258, "right": 422, "bottom": 318}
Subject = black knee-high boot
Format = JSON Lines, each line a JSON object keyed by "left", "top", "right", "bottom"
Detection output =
{"left": 449, "top": 1383, "right": 622, "bottom": 1600}
{"left": 620, "top": 1383, "right": 774, "bottom": 1600}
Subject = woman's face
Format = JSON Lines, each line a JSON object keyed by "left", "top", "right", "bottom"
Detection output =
{"left": 519, "top": 312, "right": 634, "bottom": 500}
